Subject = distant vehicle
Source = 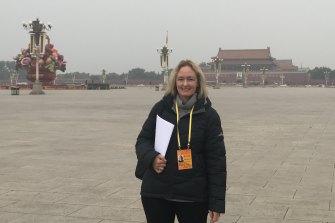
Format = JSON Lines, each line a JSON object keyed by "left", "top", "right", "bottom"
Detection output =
{"left": 279, "top": 84, "right": 287, "bottom": 87}
{"left": 16, "top": 82, "right": 28, "bottom": 85}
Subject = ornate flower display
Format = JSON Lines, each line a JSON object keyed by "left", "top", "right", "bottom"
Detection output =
{"left": 14, "top": 40, "right": 66, "bottom": 73}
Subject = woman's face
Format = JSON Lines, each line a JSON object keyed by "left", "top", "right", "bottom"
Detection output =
{"left": 176, "top": 65, "right": 198, "bottom": 102}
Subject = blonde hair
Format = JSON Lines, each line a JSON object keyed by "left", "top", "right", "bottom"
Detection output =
{"left": 165, "top": 60, "right": 208, "bottom": 98}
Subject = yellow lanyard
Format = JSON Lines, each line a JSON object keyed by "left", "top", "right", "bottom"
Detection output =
{"left": 176, "top": 101, "right": 194, "bottom": 150}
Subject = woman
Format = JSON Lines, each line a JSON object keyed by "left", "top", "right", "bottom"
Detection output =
{"left": 135, "top": 60, "right": 226, "bottom": 223}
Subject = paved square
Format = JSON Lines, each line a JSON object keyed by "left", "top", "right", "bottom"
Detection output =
{"left": 0, "top": 87, "right": 334, "bottom": 222}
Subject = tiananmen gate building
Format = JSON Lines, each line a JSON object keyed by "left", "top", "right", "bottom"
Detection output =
{"left": 201, "top": 47, "right": 317, "bottom": 85}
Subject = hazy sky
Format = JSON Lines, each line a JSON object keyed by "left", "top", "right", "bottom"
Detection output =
{"left": 1, "top": 0, "right": 334, "bottom": 74}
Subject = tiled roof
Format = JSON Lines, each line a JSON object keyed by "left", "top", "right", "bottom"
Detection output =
{"left": 217, "top": 47, "right": 273, "bottom": 60}
{"left": 222, "top": 59, "right": 274, "bottom": 65}
{"left": 274, "top": 59, "right": 298, "bottom": 71}
{"left": 274, "top": 59, "right": 293, "bottom": 66}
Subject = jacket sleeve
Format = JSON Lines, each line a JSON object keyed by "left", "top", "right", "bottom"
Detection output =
{"left": 135, "top": 102, "right": 161, "bottom": 171}
{"left": 205, "top": 109, "right": 227, "bottom": 213}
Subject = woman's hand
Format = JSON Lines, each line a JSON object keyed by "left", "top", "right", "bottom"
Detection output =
{"left": 209, "top": 211, "right": 220, "bottom": 223}
{"left": 152, "top": 154, "right": 167, "bottom": 174}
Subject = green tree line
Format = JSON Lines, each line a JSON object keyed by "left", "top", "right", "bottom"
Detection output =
{"left": 0, "top": 61, "right": 166, "bottom": 82}
{"left": 308, "top": 67, "right": 335, "bottom": 80}
{"left": 0, "top": 61, "right": 27, "bottom": 82}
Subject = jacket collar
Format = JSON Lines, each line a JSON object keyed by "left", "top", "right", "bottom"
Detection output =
{"left": 162, "top": 94, "right": 211, "bottom": 112}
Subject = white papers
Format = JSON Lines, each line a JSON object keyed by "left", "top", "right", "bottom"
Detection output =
{"left": 154, "top": 115, "right": 174, "bottom": 157}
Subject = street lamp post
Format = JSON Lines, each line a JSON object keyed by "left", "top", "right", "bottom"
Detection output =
{"left": 102, "top": 69, "right": 107, "bottom": 84}
{"left": 307, "top": 72, "right": 311, "bottom": 85}
{"left": 53, "top": 74, "right": 57, "bottom": 85}
{"left": 10, "top": 69, "right": 19, "bottom": 86}
{"left": 324, "top": 71, "right": 329, "bottom": 87}
{"left": 212, "top": 56, "right": 223, "bottom": 89}
{"left": 124, "top": 71, "right": 129, "bottom": 87}
{"left": 22, "top": 18, "right": 51, "bottom": 95}
{"left": 72, "top": 73, "right": 76, "bottom": 84}
{"left": 241, "top": 62, "right": 251, "bottom": 88}
{"left": 4, "top": 63, "right": 19, "bottom": 86}
{"left": 157, "top": 45, "right": 172, "bottom": 90}
{"left": 280, "top": 74, "right": 285, "bottom": 85}
{"left": 260, "top": 67, "right": 268, "bottom": 87}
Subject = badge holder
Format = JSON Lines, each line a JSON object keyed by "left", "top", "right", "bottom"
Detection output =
{"left": 177, "top": 149, "right": 193, "bottom": 170}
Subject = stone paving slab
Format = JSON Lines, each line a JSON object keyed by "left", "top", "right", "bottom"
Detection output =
{"left": 237, "top": 217, "right": 324, "bottom": 223}
{"left": 0, "top": 87, "right": 335, "bottom": 222}
{"left": 252, "top": 196, "right": 330, "bottom": 211}
{"left": 9, "top": 214, "right": 102, "bottom": 223}
{"left": 0, "top": 190, "right": 69, "bottom": 203}
{"left": 0, "top": 212, "right": 25, "bottom": 222}
{"left": 0, "top": 200, "right": 83, "bottom": 216}
{"left": 285, "top": 208, "right": 335, "bottom": 222}
{"left": 69, "top": 206, "right": 145, "bottom": 222}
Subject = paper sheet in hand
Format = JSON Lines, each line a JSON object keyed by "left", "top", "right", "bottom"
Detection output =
{"left": 155, "top": 115, "right": 174, "bottom": 157}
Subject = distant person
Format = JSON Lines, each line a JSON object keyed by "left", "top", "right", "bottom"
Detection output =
{"left": 135, "top": 60, "right": 227, "bottom": 223}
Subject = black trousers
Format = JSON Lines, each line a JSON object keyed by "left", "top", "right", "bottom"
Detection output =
{"left": 141, "top": 197, "right": 208, "bottom": 223}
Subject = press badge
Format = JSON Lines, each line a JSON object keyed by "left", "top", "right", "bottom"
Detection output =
{"left": 177, "top": 149, "right": 193, "bottom": 170}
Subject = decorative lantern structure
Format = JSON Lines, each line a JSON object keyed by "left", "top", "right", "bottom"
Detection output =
{"left": 212, "top": 56, "right": 223, "bottom": 89}
{"left": 157, "top": 32, "right": 172, "bottom": 90}
{"left": 24, "top": 18, "right": 50, "bottom": 94}
{"left": 241, "top": 62, "right": 251, "bottom": 88}
{"left": 260, "top": 67, "right": 268, "bottom": 87}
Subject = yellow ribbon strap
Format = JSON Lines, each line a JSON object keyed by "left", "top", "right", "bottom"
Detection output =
{"left": 175, "top": 101, "right": 194, "bottom": 150}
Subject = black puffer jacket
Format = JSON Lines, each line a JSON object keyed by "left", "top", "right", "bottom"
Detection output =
{"left": 135, "top": 95, "right": 226, "bottom": 213}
